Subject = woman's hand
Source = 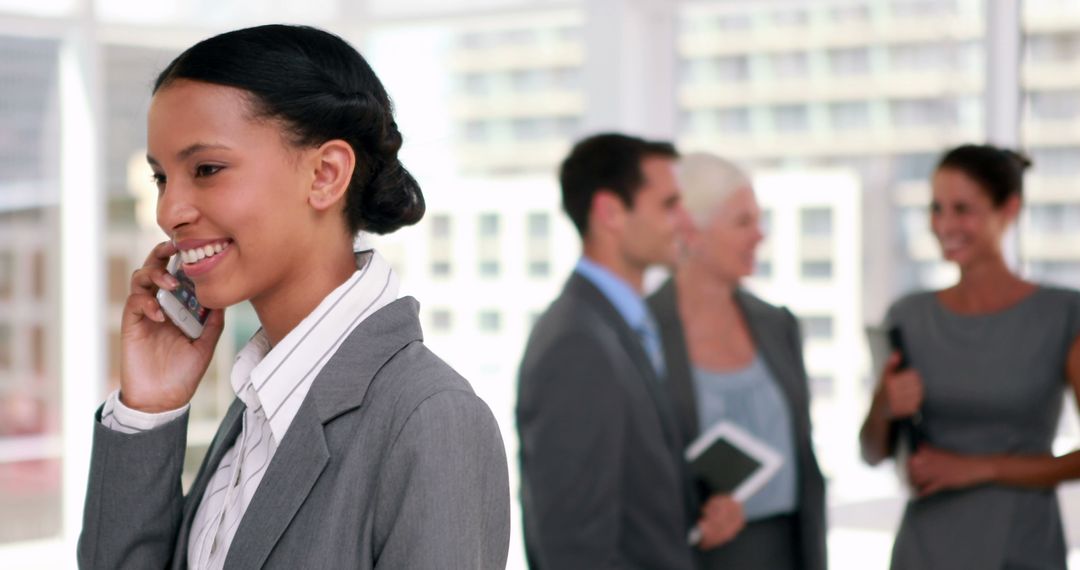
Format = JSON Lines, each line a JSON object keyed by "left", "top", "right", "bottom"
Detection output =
{"left": 696, "top": 494, "right": 745, "bottom": 550}
{"left": 119, "top": 241, "right": 225, "bottom": 413}
{"left": 881, "top": 352, "right": 924, "bottom": 419}
{"left": 908, "top": 446, "right": 995, "bottom": 497}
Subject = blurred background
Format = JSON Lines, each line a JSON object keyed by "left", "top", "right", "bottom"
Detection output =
{"left": 2, "top": 0, "right": 1080, "bottom": 567}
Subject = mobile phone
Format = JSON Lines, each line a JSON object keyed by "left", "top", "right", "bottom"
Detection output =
{"left": 155, "top": 257, "right": 208, "bottom": 339}
{"left": 888, "top": 326, "right": 926, "bottom": 448}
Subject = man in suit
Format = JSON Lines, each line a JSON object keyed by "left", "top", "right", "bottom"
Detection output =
{"left": 517, "top": 133, "right": 740, "bottom": 569}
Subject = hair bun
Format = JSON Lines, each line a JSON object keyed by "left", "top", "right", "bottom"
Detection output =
{"left": 1004, "top": 148, "right": 1033, "bottom": 171}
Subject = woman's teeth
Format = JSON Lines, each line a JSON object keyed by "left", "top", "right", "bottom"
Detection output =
{"left": 180, "top": 242, "right": 228, "bottom": 264}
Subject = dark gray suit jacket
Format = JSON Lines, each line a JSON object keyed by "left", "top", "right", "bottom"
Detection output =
{"left": 648, "top": 280, "right": 827, "bottom": 570}
{"left": 517, "top": 273, "right": 696, "bottom": 570}
{"left": 78, "top": 297, "right": 510, "bottom": 569}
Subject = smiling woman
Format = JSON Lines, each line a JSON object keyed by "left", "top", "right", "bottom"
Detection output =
{"left": 859, "top": 144, "right": 1080, "bottom": 570}
{"left": 77, "top": 24, "right": 510, "bottom": 570}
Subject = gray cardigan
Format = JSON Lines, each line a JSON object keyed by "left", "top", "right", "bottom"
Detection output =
{"left": 648, "top": 280, "right": 827, "bottom": 570}
{"left": 78, "top": 297, "right": 510, "bottom": 569}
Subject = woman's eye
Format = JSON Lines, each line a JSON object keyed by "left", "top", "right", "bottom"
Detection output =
{"left": 151, "top": 173, "right": 166, "bottom": 188}
{"left": 194, "top": 164, "right": 223, "bottom": 178}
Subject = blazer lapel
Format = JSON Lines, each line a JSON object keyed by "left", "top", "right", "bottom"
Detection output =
{"left": 222, "top": 400, "right": 330, "bottom": 570}
{"left": 172, "top": 398, "right": 245, "bottom": 569}
{"left": 647, "top": 279, "right": 700, "bottom": 445}
{"left": 219, "top": 297, "right": 425, "bottom": 569}
{"left": 567, "top": 274, "right": 683, "bottom": 452}
{"left": 736, "top": 291, "right": 807, "bottom": 434}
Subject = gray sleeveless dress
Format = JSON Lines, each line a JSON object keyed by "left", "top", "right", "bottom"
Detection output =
{"left": 886, "top": 286, "right": 1080, "bottom": 570}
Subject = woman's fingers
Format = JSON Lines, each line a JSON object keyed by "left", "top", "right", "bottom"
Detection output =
{"left": 122, "top": 292, "right": 165, "bottom": 328}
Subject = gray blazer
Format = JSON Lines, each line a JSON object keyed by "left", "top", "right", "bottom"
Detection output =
{"left": 648, "top": 281, "right": 827, "bottom": 570}
{"left": 78, "top": 297, "right": 510, "bottom": 569}
{"left": 517, "top": 273, "right": 696, "bottom": 570}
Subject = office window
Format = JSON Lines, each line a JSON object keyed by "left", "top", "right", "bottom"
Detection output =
{"left": 889, "top": 42, "right": 959, "bottom": 71}
{"left": 770, "top": 51, "right": 809, "bottom": 79}
{"left": 810, "top": 374, "right": 835, "bottom": 397}
{"left": 827, "top": 47, "right": 871, "bottom": 75}
{"left": 1028, "top": 147, "right": 1080, "bottom": 177}
{"left": 754, "top": 259, "right": 772, "bottom": 279}
{"left": 1029, "top": 261, "right": 1080, "bottom": 287}
{"left": 801, "top": 260, "right": 833, "bottom": 279}
{"left": 714, "top": 12, "right": 753, "bottom": 31}
{"left": 1026, "top": 32, "right": 1080, "bottom": 64}
{"left": 430, "top": 309, "right": 453, "bottom": 333}
{"left": 759, "top": 209, "right": 772, "bottom": 235}
{"left": 527, "top": 212, "right": 551, "bottom": 278}
{"left": 829, "top": 101, "right": 871, "bottom": 131}
{"left": 714, "top": 55, "right": 750, "bottom": 82}
{"left": 479, "top": 213, "right": 499, "bottom": 238}
{"left": 894, "top": 152, "right": 937, "bottom": 181}
{"left": 479, "top": 310, "right": 502, "bottom": 333}
{"left": 890, "top": 0, "right": 957, "bottom": 18}
{"left": 828, "top": 3, "right": 871, "bottom": 23}
{"left": 1028, "top": 90, "right": 1080, "bottom": 122}
{"left": 770, "top": 7, "right": 808, "bottom": 27}
{"left": 1028, "top": 203, "right": 1080, "bottom": 234}
{"left": 890, "top": 98, "right": 959, "bottom": 127}
{"left": 773, "top": 104, "right": 809, "bottom": 133}
{"left": 430, "top": 214, "right": 452, "bottom": 278}
{"left": 801, "top": 207, "right": 834, "bottom": 237}
{"left": 802, "top": 316, "right": 835, "bottom": 340}
{"left": 716, "top": 107, "right": 751, "bottom": 133}
{"left": 460, "top": 72, "right": 489, "bottom": 96}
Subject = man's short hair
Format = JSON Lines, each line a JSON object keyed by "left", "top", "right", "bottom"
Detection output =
{"left": 559, "top": 133, "right": 678, "bottom": 237}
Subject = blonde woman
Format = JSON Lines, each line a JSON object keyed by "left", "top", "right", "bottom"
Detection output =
{"left": 648, "top": 153, "right": 826, "bottom": 570}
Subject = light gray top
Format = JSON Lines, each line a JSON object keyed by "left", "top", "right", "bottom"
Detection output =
{"left": 886, "top": 286, "right": 1080, "bottom": 570}
{"left": 692, "top": 355, "right": 798, "bottom": 520}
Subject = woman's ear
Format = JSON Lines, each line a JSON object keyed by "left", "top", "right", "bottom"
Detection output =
{"left": 308, "top": 139, "right": 355, "bottom": 212}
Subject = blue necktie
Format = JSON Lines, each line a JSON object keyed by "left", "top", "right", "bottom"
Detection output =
{"left": 637, "top": 313, "right": 666, "bottom": 380}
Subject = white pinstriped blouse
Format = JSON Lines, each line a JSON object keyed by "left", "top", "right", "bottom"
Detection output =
{"left": 101, "top": 250, "right": 399, "bottom": 570}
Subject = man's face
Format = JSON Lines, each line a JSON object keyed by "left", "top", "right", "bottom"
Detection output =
{"left": 616, "top": 156, "right": 690, "bottom": 270}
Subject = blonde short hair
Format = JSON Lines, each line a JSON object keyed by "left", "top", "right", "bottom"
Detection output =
{"left": 677, "top": 152, "right": 752, "bottom": 227}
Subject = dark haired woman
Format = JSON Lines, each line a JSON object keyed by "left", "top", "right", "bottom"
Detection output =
{"left": 860, "top": 144, "right": 1080, "bottom": 569}
{"left": 78, "top": 25, "right": 509, "bottom": 569}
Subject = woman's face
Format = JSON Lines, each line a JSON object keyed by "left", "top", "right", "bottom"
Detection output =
{"left": 930, "top": 167, "right": 1016, "bottom": 268}
{"left": 148, "top": 79, "right": 319, "bottom": 309}
{"left": 693, "top": 186, "right": 763, "bottom": 282}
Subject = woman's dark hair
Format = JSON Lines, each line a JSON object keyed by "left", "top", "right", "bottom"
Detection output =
{"left": 936, "top": 144, "right": 1032, "bottom": 207}
{"left": 154, "top": 24, "right": 424, "bottom": 234}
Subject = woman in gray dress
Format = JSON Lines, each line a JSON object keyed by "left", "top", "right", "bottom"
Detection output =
{"left": 648, "top": 152, "right": 827, "bottom": 570}
{"left": 860, "top": 144, "right": 1080, "bottom": 569}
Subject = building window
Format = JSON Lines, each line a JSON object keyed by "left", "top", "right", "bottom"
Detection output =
{"left": 773, "top": 104, "right": 809, "bottom": 133}
{"left": 890, "top": 98, "right": 959, "bottom": 128}
{"left": 802, "top": 316, "right": 835, "bottom": 340}
{"left": 430, "top": 214, "right": 452, "bottom": 278}
{"left": 759, "top": 209, "right": 772, "bottom": 235}
{"left": 800, "top": 207, "right": 833, "bottom": 237}
{"left": 769, "top": 51, "right": 809, "bottom": 79}
{"left": 479, "top": 310, "right": 502, "bottom": 333}
{"left": 716, "top": 107, "right": 751, "bottom": 133}
{"left": 478, "top": 212, "right": 501, "bottom": 278}
{"left": 801, "top": 260, "right": 833, "bottom": 279}
{"left": 829, "top": 101, "right": 871, "bottom": 131}
{"left": 894, "top": 152, "right": 937, "bottom": 181}
{"left": 1028, "top": 203, "right": 1080, "bottom": 234}
{"left": 714, "top": 55, "right": 751, "bottom": 82}
{"left": 810, "top": 375, "right": 835, "bottom": 397}
{"left": 1029, "top": 147, "right": 1080, "bottom": 177}
{"left": 1029, "top": 90, "right": 1080, "bottom": 122}
{"left": 828, "top": 3, "right": 871, "bottom": 23}
{"left": 527, "top": 212, "right": 551, "bottom": 278}
{"left": 827, "top": 47, "right": 871, "bottom": 75}
{"left": 754, "top": 259, "right": 772, "bottom": 279}
{"left": 430, "top": 309, "right": 453, "bottom": 333}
